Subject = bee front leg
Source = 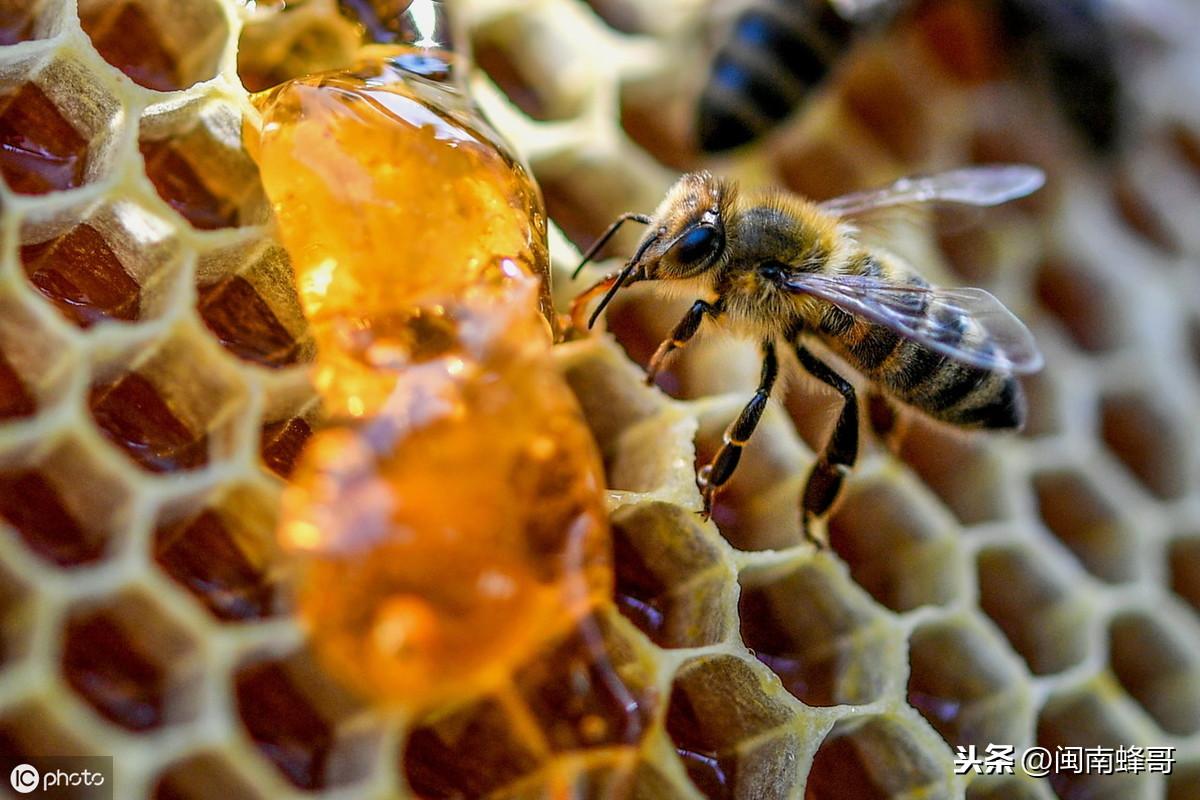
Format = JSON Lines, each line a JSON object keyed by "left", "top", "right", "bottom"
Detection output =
{"left": 646, "top": 299, "right": 720, "bottom": 386}
{"left": 795, "top": 344, "right": 859, "bottom": 549}
{"left": 698, "top": 341, "right": 778, "bottom": 519}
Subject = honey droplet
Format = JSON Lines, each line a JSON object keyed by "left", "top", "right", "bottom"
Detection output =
{"left": 254, "top": 48, "right": 610, "bottom": 710}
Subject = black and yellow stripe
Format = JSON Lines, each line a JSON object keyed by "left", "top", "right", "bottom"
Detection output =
{"left": 812, "top": 251, "right": 1025, "bottom": 430}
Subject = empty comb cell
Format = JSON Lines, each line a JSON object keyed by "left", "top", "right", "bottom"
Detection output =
{"left": 260, "top": 416, "right": 313, "bottom": 478}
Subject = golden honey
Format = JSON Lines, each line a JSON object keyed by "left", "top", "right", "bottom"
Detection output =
{"left": 252, "top": 42, "right": 611, "bottom": 709}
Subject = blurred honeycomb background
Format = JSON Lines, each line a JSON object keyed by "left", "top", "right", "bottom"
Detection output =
{"left": 1, "top": 0, "right": 1199, "bottom": 797}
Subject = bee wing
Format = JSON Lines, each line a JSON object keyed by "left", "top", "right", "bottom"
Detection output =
{"left": 818, "top": 165, "right": 1046, "bottom": 218}
{"left": 784, "top": 272, "right": 1044, "bottom": 374}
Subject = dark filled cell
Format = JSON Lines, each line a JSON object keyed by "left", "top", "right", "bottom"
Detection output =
{"left": 20, "top": 224, "right": 141, "bottom": 327}
{"left": 79, "top": 2, "right": 182, "bottom": 91}
{"left": 141, "top": 138, "right": 242, "bottom": 230}
{"left": 260, "top": 417, "right": 313, "bottom": 478}
{"left": 0, "top": 82, "right": 89, "bottom": 195}
{"left": 234, "top": 661, "right": 341, "bottom": 790}
{"left": 0, "top": 351, "right": 35, "bottom": 419}
{"left": 0, "top": 469, "right": 109, "bottom": 566}
{"left": 89, "top": 372, "right": 209, "bottom": 473}
{"left": 61, "top": 609, "right": 171, "bottom": 730}
{"left": 198, "top": 275, "right": 302, "bottom": 367}
{"left": 154, "top": 509, "right": 280, "bottom": 621}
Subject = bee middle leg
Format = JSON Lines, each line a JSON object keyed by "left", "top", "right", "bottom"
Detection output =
{"left": 645, "top": 299, "right": 721, "bottom": 386}
{"left": 698, "top": 341, "right": 778, "bottom": 518}
{"left": 795, "top": 344, "right": 858, "bottom": 548}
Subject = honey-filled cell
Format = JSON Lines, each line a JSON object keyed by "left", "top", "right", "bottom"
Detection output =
{"left": 0, "top": 82, "right": 89, "bottom": 195}
{"left": 20, "top": 223, "right": 141, "bottom": 328}
{"left": 89, "top": 372, "right": 209, "bottom": 473}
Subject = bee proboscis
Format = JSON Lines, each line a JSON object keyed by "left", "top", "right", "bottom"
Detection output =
{"left": 572, "top": 164, "right": 1045, "bottom": 545}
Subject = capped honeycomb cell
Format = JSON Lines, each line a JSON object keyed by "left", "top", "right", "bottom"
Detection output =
{"left": 805, "top": 715, "right": 953, "bottom": 800}
{"left": 151, "top": 752, "right": 264, "bottom": 800}
{"left": 61, "top": 591, "right": 202, "bottom": 731}
{"left": 976, "top": 544, "right": 1091, "bottom": 675}
{"left": 19, "top": 198, "right": 184, "bottom": 328}
{"left": 611, "top": 502, "right": 735, "bottom": 648}
{"left": 738, "top": 560, "right": 897, "bottom": 707}
{"left": 907, "top": 618, "right": 1031, "bottom": 749}
{"left": 1033, "top": 468, "right": 1140, "bottom": 583}
{"left": 139, "top": 101, "right": 268, "bottom": 230}
{"left": 666, "top": 654, "right": 802, "bottom": 799}
{"left": 828, "top": 479, "right": 961, "bottom": 612}
{"left": 0, "top": 434, "right": 132, "bottom": 566}
{"left": 234, "top": 651, "right": 380, "bottom": 790}
{"left": 152, "top": 485, "right": 285, "bottom": 621}
{"left": 77, "top": 0, "right": 228, "bottom": 92}
{"left": 1109, "top": 611, "right": 1200, "bottom": 736}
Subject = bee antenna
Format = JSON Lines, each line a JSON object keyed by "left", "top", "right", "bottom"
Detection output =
{"left": 572, "top": 213, "right": 652, "bottom": 280}
{"left": 587, "top": 263, "right": 635, "bottom": 329}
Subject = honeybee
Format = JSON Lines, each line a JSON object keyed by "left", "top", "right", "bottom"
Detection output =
{"left": 697, "top": 0, "right": 898, "bottom": 152}
{"left": 572, "top": 165, "right": 1045, "bottom": 545}
{"left": 697, "top": 0, "right": 1121, "bottom": 154}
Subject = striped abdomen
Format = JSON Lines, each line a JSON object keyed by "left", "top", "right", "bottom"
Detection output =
{"left": 697, "top": 0, "right": 857, "bottom": 152}
{"left": 812, "top": 253, "right": 1025, "bottom": 430}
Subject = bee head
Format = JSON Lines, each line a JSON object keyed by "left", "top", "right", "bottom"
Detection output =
{"left": 633, "top": 171, "right": 734, "bottom": 282}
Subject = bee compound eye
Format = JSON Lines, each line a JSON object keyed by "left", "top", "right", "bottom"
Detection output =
{"left": 674, "top": 226, "right": 719, "bottom": 264}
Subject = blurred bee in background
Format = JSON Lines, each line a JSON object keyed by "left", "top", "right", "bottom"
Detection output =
{"left": 573, "top": 165, "right": 1045, "bottom": 545}
{"left": 697, "top": 0, "right": 899, "bottom": 152}
{"left": 696, "top": 0, "right": 1123, "bottom": 154}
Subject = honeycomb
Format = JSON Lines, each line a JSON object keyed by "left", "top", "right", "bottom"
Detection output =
{"left": 1, "top": 0, "right": 1199, "bottom": 798}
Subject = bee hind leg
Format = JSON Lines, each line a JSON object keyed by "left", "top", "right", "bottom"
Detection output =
{"left": 698, "top": 341, "right": 778, "bottom": 519}
{"left": 795, "top": 345, "right": 859, "bottom": 549}
{"left": 646, "top": 299, "right": 720, "bottom": 386}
